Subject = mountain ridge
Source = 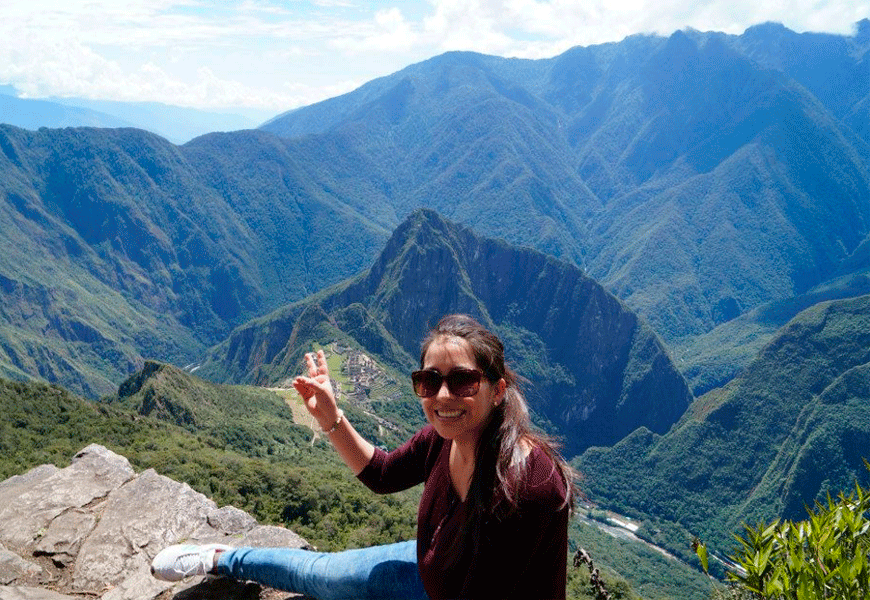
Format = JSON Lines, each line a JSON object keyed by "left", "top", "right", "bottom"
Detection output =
{"left": 261, "top": 23, "right": 870, "bottom": 341}
{"left": 199, "top": 208, "right": 693, "bottom": 456}
{"left": 1, "top": 20, "right": 868, "bottom": 409}
{"left": 577, "top": 293, "right": 870, "bottom": 563}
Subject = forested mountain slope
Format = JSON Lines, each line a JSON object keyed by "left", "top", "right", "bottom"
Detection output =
{"left": 0, "top": 125, "right": 390, "bottom": 396}
{"left": 1, "top": 21, "right": 868, "bottom": 401}
{"left": 577, "top": 293, "right": 870, "bottom": 560}
{"left": 263, "top": 22, "right": 870, "bottom": 342}
{"left": 199, "top": 209, "right": 692, "bottom": 456}
{"left": 733, "top": 20, "right": 870, "bottom": 143}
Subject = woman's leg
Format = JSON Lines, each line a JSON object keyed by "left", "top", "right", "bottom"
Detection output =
{"left": 215, "top": 540, "right": 427, "bottom": 600}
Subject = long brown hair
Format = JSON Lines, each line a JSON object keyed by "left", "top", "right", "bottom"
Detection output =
{"left": 420, "top": 315, "right": 576, "bottom": 560}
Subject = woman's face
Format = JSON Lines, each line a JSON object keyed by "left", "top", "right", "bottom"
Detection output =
{"left": 418, "top": 336, "right": 505, "bottom": 447}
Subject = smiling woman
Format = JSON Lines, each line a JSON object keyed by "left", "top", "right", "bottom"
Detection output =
{"left": 413, "top": 336, "right": 506, "bottom": 455}
{"left": 152, "top": 313, "right": 576, "bottom": 599}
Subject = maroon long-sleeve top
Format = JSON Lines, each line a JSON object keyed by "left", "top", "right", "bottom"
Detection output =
{"left": 357, "top": 425, "right": 569, "bottom": 600}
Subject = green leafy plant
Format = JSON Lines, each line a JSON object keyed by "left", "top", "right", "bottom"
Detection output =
{"left": 694, "top": 471, "right": 870, "bottom": 599}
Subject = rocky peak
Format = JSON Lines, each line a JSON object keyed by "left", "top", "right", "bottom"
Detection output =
{"left": 0, "top": 445, "right": 309, "bottom": 600}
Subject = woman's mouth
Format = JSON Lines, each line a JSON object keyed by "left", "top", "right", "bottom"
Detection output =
{"left": 436, "top": 409, "right": 464, "bottom": 419}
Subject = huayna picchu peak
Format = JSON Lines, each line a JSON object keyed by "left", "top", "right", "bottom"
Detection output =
{"left": 198, "top": 209, "right": 692, "bottom": 456}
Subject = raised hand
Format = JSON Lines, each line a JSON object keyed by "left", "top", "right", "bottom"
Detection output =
{"left": 292, "top": 348, "right": 374, "bottom": 473}
{"left": 292, "top": 349, "right": 339, "bottom": 430}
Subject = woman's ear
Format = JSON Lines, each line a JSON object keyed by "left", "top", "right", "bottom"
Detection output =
{"left": 492, "top": 378, "right": 507, "bottom": 406}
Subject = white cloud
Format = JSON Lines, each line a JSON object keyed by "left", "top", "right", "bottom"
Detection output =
{"left": 422, "top": 0, "right": 865, "bottom": 59}
{"left": 329, "top": 7, "right": 419, "bottom": 52}
{"left": 0, "top": 0, "right": 865, "bottom": 111}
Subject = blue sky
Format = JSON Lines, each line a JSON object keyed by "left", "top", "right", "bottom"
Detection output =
{"left": 1, "top": 0, "right": 866, "bottom": 114}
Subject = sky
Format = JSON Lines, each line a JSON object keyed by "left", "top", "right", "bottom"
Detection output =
{"left": 1, "top": 0, "right": 867, "bottom": 116}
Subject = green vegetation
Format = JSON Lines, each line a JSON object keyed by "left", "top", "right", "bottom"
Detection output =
{"left": 0, "top": 376, "right": 419, "bottom": 552}
{"left": 569, "top": 518, "right": 715, "bottom": 600}
{"left": 577, "top": 295, "right": 870, "bottom": 572}
{"left": 104, "top": 356, "right": 420, "bottom": 453}
{"left": 694, "top": 474, "right": 870, "bottom": 599}
{"left": 4, "top": 23, "right": 869, "bottom": 400}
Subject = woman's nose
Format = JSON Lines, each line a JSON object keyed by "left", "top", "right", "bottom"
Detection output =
{"left": 434, "top": 378, "right": 452, "bottom": 399}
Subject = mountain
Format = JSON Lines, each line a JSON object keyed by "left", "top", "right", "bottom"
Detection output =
{"left": 576, "top": 293, "right": 870, "bottom": 562}
{"left": 0, "top": 92, "right": 134, "bottom": 130}
{"left": 107, "top": 360, "right": 314, "bottom": 450}
{"left": 198, "top": 209, "right": 692, "bottom": 456}
{"left": 0, "top": 85, "right": 274, "bottom": 144}
{"left": 579, "top": 33, "right": 870, "bottom": 340}
{"left": 0, "top": 125, "right": 390, "bottom": 397}
{"left": 732, "top": 19, "right": 870, "bottom": 144}
{"left": 262, "top": 24, "right": 870, "bottom": 344}
{"left": 105, "top": 359, "right": 419, "bottom": 451}
{"left": 2, "top": 21, "right": 869, "bottom": 401}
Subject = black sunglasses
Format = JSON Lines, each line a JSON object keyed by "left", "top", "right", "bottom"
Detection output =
{"left": 411, "top": 368, "right": 484, "bottom": 398}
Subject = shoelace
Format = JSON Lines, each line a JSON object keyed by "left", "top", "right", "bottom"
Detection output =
{"left": 177, "top": 550, "right": 207, "bottom": 578}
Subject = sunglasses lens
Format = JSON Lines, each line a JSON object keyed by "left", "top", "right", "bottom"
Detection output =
{"left": 412, "top": 370, "right": 442, "bottom": 397}
{"left": 447, "top": 369, "right": 482, "bottom": 397}
{"left": 411, "top": 369, "right": 483, "bottom": 397}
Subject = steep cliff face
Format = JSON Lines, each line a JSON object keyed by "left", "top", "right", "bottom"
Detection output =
{"left": 0, "top": 444, "right": 309, "bottom": 600}
{"left": 201, "top": 209, "right": 692, "bottom": 456}
{"left": 3, "top": 24, "right": 869, "bottom": 403}
{"left": 578, "top": 293, "right": 870, "bottom": 553}
{"left": 0, "top": 125, "right": 390, "bottom": 398}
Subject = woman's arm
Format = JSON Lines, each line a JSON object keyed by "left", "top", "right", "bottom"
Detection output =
{"left": 292, "top": 349, "right": 375, "bottom": 475}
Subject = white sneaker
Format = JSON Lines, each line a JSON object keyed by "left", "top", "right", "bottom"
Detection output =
{"left": 150, "top": 543, "right": 231, "bottom": 581}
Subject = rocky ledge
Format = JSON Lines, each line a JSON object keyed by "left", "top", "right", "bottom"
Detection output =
{"left": 0, "top": 445, "right": 311, "bottom": 600}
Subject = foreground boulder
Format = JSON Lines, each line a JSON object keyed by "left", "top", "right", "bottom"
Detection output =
{"left": 0, "top": 445, "right": 310, "bottom": 600}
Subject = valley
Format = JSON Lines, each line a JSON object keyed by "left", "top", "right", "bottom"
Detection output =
{"left": 1, "top": 17, "right": 869, "bottom": 600}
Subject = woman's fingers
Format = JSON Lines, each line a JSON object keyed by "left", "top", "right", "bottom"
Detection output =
{"left": 305, "top": 350, "right": 330, "bottom": 378}
{"left": 292, "top": 376, "right": 313, "bottom": 400}
{"left": 295, "top": 350, "right": 337, "bottom": 422}
{"left": 316, "top": 349, "right": 328, "bottom": 375}
{"left": 305, "top": 352, "right": 318, "bottom": 377}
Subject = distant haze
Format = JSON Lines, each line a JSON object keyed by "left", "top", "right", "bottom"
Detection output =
{"left": 0, "top": 1, "right": 866, "bottom": 113}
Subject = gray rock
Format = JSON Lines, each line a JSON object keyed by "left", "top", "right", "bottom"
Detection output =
{"left": 33, "top": 509, "right": 97, "bottom": 568}
{"left": 206, "top": 506, "right": 258, "bottom": 535}
{"left": 0, "top": 586, "right": 79, "bottom": 599}
{"left": 0, "top": 446, "right": 311, "bottom": 599}
{"left": 0, "top": 466, "right": 59, "bottom": 509}
{"left": 73, "top": 468, "right": 219, "bottom": 592}
{"left": 0, "top": 545, "right": 43, "bottom": 586}
{"left": 0, "top": 445, "right": 135, "bottom": 549}
{"left": 237, "top": 526, "right": 311, "bottom": 551}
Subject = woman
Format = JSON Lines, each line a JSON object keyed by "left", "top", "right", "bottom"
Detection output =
{"left": 152, "top": 314, "right": 575, "bottom": 599}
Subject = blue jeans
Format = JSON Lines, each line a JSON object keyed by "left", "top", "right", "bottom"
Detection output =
{"left": 215, "top": 540, "right": 428, "bottom": 600}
